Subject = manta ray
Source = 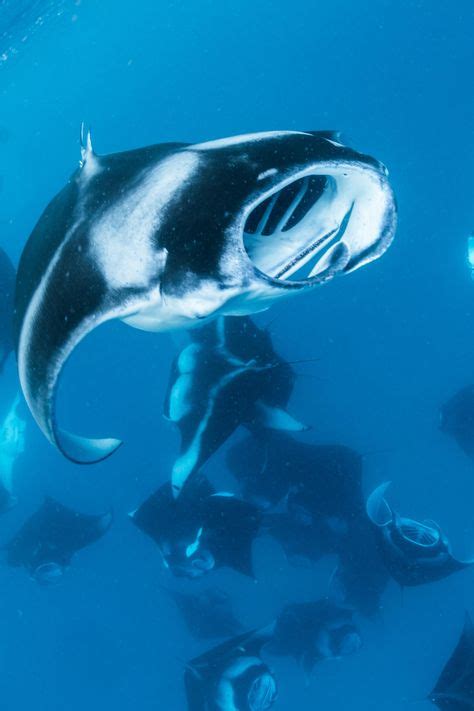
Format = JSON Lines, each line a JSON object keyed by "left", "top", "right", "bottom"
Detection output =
{"left": 184, "top": 628, "right": 276, "bottom": 711}
{"left": 15, "top": 129, "right": 397, "bottom": 477}
{"left": 164, "top": 315, "right": 306, "bottom": 492}
{"left": 366, "top": 482, "right": 472, "bottom": 587}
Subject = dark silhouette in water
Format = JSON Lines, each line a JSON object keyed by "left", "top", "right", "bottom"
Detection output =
{"left": 5, "top": 497, "right": 112, "bottom": 584}
{"left": 429, "top": 612, "right": 474, "bottom": 709}
{"left": 441, "top": 385, "right": 474, "bottom": 461}
{"left": 0, "top": 246, "right": 15, "bottom": 371}
{"left": 129, "top": 475, "right": 262, "bottom": 579}
{"left": 162, "top": 586, "right": 243, "bottom": 640}
{"left": 266, "top": 599, "right": 361, "bottom": 675}
{"left": 227, "top": 432, "right": 363, "bottom": 515}
{"left": 366, "top": 482, "right": 472, "bottom": 587}
{"left": 164, "top": 316, "right": 306, "bottom": 497}
{"left": 184, "top": 628, "right": 276, "bottom": 710}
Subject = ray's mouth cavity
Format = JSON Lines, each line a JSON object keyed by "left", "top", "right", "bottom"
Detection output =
{"left": 243, "top": 166, "right": 390, "bottom": 284}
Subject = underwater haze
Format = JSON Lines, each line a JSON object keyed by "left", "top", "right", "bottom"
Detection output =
{"left": 0, "top": 1, "right": 473, "bottom": 709}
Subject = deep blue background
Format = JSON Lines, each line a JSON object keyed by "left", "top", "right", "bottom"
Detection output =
{"left": 0, "top": 1, "right": 473, "bottom": 708}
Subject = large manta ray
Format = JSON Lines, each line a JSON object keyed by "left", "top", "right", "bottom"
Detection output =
{"left": 440, "top": 385, "right": 474, "bottom": 461}
{"left": 164, "top": 315, "right": 306, "bottom": 492}
{"left": 14, "top": 129, "right": 396, "bottom": 471}
{"left": 5, "top": 497, "right": 112, "bottom": 584}
{"left": 266, "top": 599, "right": 361, "bottom": 675}
{"left": 366, "top": 482, "right": 472, "bottom": 587}
{"left": 129, "top": 475, "right": 262, "bottom": 578}
{"left": 429, "top": 612, "right": 474, "bottom": 709}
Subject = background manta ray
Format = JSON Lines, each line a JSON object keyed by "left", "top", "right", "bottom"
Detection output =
{"left": 366, "top": 483, "right": 473, "bottom": 587}
{"left": 130, "top": 476, "right": 262, "bottom": 578}
{"left": 164, "top": 316, "right": 307, "bottom": 493}
{"left": 184, "top": 628, "right": 276, "bottom": 711}
{"left": 5, "top": 497, "right": 113, "bottom": 584}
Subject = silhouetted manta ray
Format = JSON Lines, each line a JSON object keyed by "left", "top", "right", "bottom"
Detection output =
{"left": 164, "top": 315, "right": 307, "bottom": 492}
{"left": 184, "top": 628, "right": 276, "bottom": 710}
{"left": 366, "top": 482, "right": 472, "bottom": 586}
{"left": 429, "top": 612, "right": 474, "bottom": 709}
{"left": 129, "top": 475, "right": 262, "bottom": 578}
{"left": 14, "top": 129, "right": 396, "bottom": 480}
{"left": 5, "top": 497, "right": 112, "bottom": 584}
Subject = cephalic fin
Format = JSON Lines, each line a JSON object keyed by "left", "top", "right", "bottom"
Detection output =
{"left": 79, "top": 122, "right": 99, "bottom": 173}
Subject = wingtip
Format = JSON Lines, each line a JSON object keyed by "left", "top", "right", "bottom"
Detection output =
{"left": 57, "top": 429, "right": 123, "bottom": 465}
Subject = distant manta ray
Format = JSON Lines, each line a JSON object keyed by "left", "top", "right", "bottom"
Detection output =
{"left": 14, "top": 128, "right": 396, "bottom": 472}
{"left": 164, "top": 315, "right": 307, "bottom": 493}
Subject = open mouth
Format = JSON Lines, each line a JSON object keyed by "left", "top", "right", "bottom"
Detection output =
{"left": 243, "top": 163, "right": 394, "bottom": 284}
{"left": 399, "top": 520, "right": 440, "bottom": 548}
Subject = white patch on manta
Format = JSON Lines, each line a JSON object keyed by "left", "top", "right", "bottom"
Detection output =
{"left": 89, "top": 151, "right": 200, "bottom": 289}
{"left": 191, "top": 131, "right": 303, "bottom": 151}
{"left": 257, "top": 168, "right": 278, "bottom": 181}
{"left": 185, "top": 527, "right": 203, "bottom": 558}
{"left": 168, "top": 373, "right": 194, "bottom": 422}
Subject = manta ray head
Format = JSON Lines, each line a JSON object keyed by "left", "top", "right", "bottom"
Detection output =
{"left": 15, "top": 129, "right": 396, "bottom": 466}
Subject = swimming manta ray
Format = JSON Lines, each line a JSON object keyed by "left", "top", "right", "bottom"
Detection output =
{"left": 184, "top": 628, "right": 276, "bottom": 710}
{"left": 429, "top": 612, "right": 474, "bottom": 709}
{"left": 164, "top": 315, "right": 307, "bottom": 492}
{"left": 366, "top": 482, "right": 472, "bottom": 587}
{"left": 266, "top": 599, "right": 361, "bottom": 675}
{"left": 129, "top": 475, "right": 262, "bottom": 578}
{"left": 5, "top": 497, "right": 113, "bottom": 584}
{"left": 14, "top": 129, "right": 397, "bottom": 477}
{"left": 440, "top": 385, "right": 474, "bottom": 461}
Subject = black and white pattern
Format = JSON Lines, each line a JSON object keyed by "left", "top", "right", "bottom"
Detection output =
{"left": 184, "top": 628, "right": 276, "bottom": 711}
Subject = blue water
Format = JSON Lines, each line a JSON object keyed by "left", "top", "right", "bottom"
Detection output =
{"left": 0, "top": 0, "right": 473, "bottom": 708}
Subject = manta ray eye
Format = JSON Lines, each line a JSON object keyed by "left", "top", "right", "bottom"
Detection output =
{"left": 243, "top": 174, "right": 353, "bottom": 284}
